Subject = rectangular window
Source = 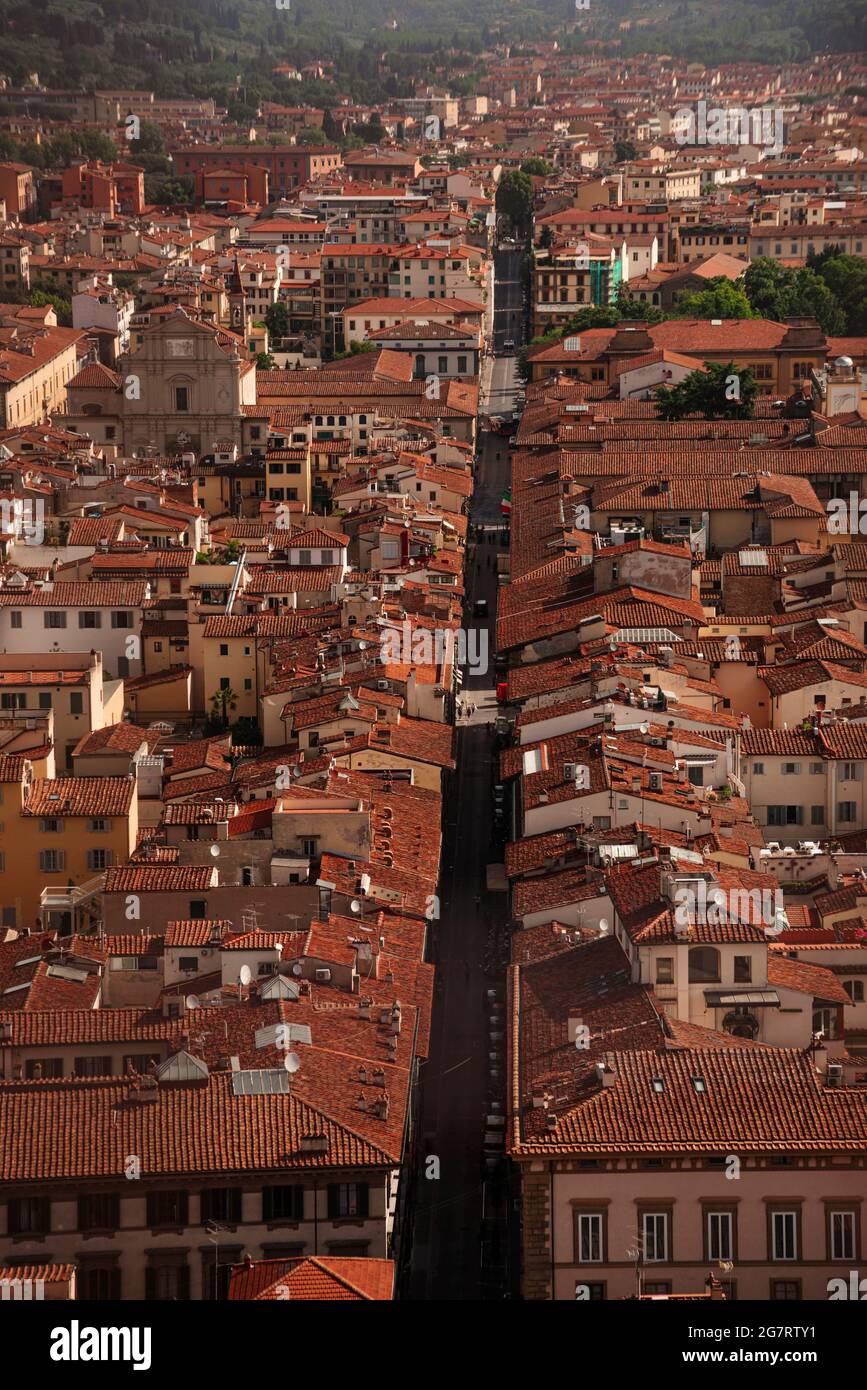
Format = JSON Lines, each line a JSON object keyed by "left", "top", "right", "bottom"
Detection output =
{"left": 262, "top": 1185, "right": 304, "bottom": 1221}
{"left": 577, "top": 1212, "right": 603, "bottom": 1262}
{"left": 175, "top": 386, "right": 189, "bottom": 411}
{"left": 122, "top": 1052, "right": 160, "bottom": 1071}
{"left": 78, "top": 1193, "right": 120, "bottom": 1232}
{"left": 146, "top": 1190, "right": 188, "bottom": 1228}
{"left": 87, "top": 849, "right": 113, "bottom": 871}
{"left": 327, "top": 1183, "right": 368, "bottom": 1219}
{"left": 767, "top": 805, "right": 804, "bottom": 826}
{"left": 811, "top": 806, "right": 824, "bottom": 825}
{"left": 189, "top": 900, "right": 207, "bottom": 919}
{"left": 40, "top": 818, "right": 64, "bottom": 833}
{"left": 838, "top": 802, "right": 857, "bottom": 823}
{"left": 25, "top": 1057, "right": 63, "bottom": 1078}
{"left": 771, "top": 1280, "right": 800, "bottom": 1300}
{"left": 656, "top": 957, "right": 674, "bottom": 984}
{"left": 8, "top": 1197, "right": 50, "bottom": 1235}
{"left": 830, "top": 1210, "right": 856, "bottom": 1261}
{"left": 89, "top": 819, "right": 110, "bottom": 833}
{"left": 111, "top": 611, "right": 133, "bottom": 629}
{"left": 70, "top": 692, "right": 83, "bottom": 714}
{"left": 78, "top": 1264, "right": 121, "bottom": 1300}
{"left": 707, "top": 1211, "right": 733, "bottom": 1261}
{"left": 39, "top": 849, "right": 65, "bottom": 872}
{"left": 771, "top": 1210, "right": 798, "bottom": 1261}
{"left": 642, "top": 1212, "right": 668, "bottom": 1262}
{"left": 733, "top": 955, "right": 752, "bottom": 983}
{"left": 78, "top": 612, "right": 102, "bottom": 629}
{"left": 200, "top": 1187, "right": 242, "bottom": 1225}
{"left": 44, "top": 611, "right": 67, "bottom": 629}
{"left": 10, "top": 611, "right": 22, "bottom": 628}
{"left": 74, "top": 1055, "right": 112, "bottom": 1077}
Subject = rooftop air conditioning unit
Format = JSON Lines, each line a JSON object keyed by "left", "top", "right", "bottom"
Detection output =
{"left": 315, "top": 968, "right": 332, "bottom": 982}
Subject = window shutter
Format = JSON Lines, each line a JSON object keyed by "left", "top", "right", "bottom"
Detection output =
{"left": 145, "top": 1266, "right": 156, "bottom": 1300}
{"left": 357, "top": 1183, "right": 369, "bottom": 1218}
{"left": 177, "top": 1263, "right": 191, "bottom": 1300}
{"left": 327, "top": 1184, "right": 339, "bottom": 1218}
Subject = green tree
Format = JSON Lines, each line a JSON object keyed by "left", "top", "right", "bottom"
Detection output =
{"left": 146, "top": 176, "right": 194, "bottom": 206}
{"left": 296, "top": 126, "right": 326, "bottom": 145}
{"left": 210, "top": 686, "right": 238, "bottom": 728}
{"left": 654, "top": 360, "right": 758, "bottom": 421}
{"left": 496, "top": 170, "right": 534, "bottom": 230}
{"left": 520, "top": 157, "right": 551, "bottom": 177}
{"left": 256, "top": 352, "right": 276, "bottom": 369}
{"left": 128, "top": 121, "right": 164, "bottom": 156}
{"left": 671, "top": 277, "right": 756, "bottom": 320}
{"left": 813, "top": 254, "right": 867, "bottom": 335}
{"left": 614, "top": 140, "right": 638, "bottom": 162}
{"left": 265, "top": 302, "right": 290, "bottom": 341}
{"left": 29, "top": 285, "right": 72, "bottom": 326}
{"left": 743, "top": 257, "right": 847, "bottom": 334}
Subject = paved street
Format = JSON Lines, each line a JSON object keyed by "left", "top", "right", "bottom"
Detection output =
{"left": 404, "top": 247, "right": 523, "bottom": 1300}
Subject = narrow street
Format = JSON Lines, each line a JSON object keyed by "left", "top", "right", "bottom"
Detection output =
{"left": 404, "top": 248, "right": 523, "bottom": 1300}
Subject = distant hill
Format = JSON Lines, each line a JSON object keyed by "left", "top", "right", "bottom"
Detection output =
{"left": 0, "top": 0, "right": 864, "bottom": 108}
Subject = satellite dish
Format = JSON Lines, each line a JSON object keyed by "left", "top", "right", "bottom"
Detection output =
{"left": 284, "top": 1051, "right": 301, "bottom": 1074}
{"left": 291, "top": 963, "right": 303, "bottom": 976}
{"left": 239, "top": 964, "right": 252, "bottom": 986}
{"left": 186, "top": 995, "right": 199, "bottom": 1010}
{"left": 350, "top": 899, "right": 362, "bottom": 914}
{"left": 640, "top": 722, "right": 650, "bottom": 734}
{"left": 357, "top": 641, "right": 367, "bottom": 651}
{"left": 210, "top": 843, "right": 220, "bottom": 858}
{"left": 598, "top": 918, "right": 610, "bottom": 936}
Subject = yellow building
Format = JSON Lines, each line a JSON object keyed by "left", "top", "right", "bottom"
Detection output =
{"left": 0, "top": 766, "right": 137, "bottom": 932}
{"left": 0, "top": 327, "right": 84, "bottom": 428}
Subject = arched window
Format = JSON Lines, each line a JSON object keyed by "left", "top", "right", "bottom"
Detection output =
{"left": 688, "top": 946, "right": 720, "bottom": 983}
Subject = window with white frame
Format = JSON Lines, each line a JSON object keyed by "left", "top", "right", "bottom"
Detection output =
{"left": 642, "top": 1212, "right": 668, "bottom": 1262}
{"left": 830, "top": 1210, "right": 856, "bottom": 1261}
{"left": 771, "top": 1210, "right": 798, "bottom": 1261}
{"left": 576, "top": 1212, "right": 603, "bottom": 1263}
{"left": 707, "top": 1211, "right": 733, "bottom": 1261}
